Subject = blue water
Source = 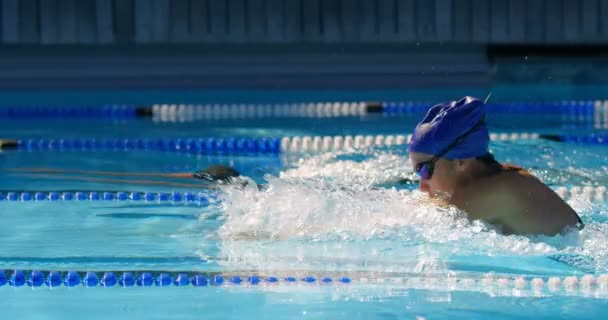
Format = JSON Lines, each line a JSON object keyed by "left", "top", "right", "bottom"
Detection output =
{"left": 1, "top": 92, "right": 608, "bottom": 319}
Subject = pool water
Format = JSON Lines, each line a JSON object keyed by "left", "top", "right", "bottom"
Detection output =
{"left": 1, "top": 93, "right": 608, "bottom": 319}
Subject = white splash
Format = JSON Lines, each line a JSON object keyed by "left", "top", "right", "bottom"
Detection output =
{"left": 279, "top": 151, "right": 413, "bottom": 187}
{"left": 214, "top": 150, "right": 608, "bottom": 274}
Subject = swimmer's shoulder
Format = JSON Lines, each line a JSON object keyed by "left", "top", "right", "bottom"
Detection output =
{"left": 468, "top": 163, "right": 543, "bottom": 194}
{"left": 454, "top": 166, "right": 581, "bottom": 235}
{"left": 451, "top": 173, "right": 514, "bottom": 221}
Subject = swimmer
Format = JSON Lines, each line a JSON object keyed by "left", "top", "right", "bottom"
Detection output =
{"left": 408, "top": 96, "right": 583, "bottom": 235}
{"left": 3, "top": 164, "right": 242, "bottom": 189}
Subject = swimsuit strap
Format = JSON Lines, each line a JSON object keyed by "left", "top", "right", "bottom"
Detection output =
{"left": 501, "top": 164, "right": 530, "bottom": 175}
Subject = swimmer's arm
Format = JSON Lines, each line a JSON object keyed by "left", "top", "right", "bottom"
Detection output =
{"left": 4, "top": 168, "right": 193, "bottom": 179}
{"left": 10, "top": 172, "right": 212, "bottom": 189}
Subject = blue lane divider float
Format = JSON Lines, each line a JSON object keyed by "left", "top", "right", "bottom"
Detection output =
{"left": 0, "top": 105, "right": 137, "bottom": 119}
{"left": 0, "top": 186, "right": 605, "bottom": 204}
{"left": 11, "top": 137, "right": 283, "bottom": 154}
{"left": 4, "top": 132, "right": 608, "bottom": 158}
{"left": 2, "top": 132, "right": 608, "bottom": 157}
{"left": 382, "top": 100, "right": 596, "bottom": 116}
{"left": 2, "top": 269, "right": 608, "bottom": 295}
{"left": 540, "top": 134, "right": 608, "bottom": 144}
{"left": 0, "top": 191, "right": 217, "bottom": 205}
{"left": 1, "top": 133, "right": 537, "bottom": 155}
{"left": 0, "top": 100, "right": 605, "bottom": 121}
{"left": 0, "top": 270, "right": 352, "bottom": 288}
{"left": 148, "top": 100, "right": 603, "bottom": 124}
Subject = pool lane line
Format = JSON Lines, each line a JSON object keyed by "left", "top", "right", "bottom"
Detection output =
{"left": 1, "top": 269, "right": 607, "bottom": 294}
{"left": 537, "top": 134, "right": 608, "bottom": 144}
{"left": 280, "top": 133, "right": 541, "bottom": 153}
{"left": 0, "top": 134, "right": 592, "bottom": 155}
{"left": 2, "top": 137, "right": 282, "bottom": 154}
{"left": 4, "top": 133, "right": 606, "bottom": 157}
{"left": 0, "top": 191, "right": 218, "bottom": 205}
{"left": 0, "top": 105, "right": 136, "bottom": 119}
{"left": 0, "top": 186, "right": 605, "bottom": 204}
{"left": 0, "top": 139, "right": 18, "bottom": 150}
{"left": 0, "top": 269, "right": 351, "bottom": 287}
{"left": 0, "top": 102, "right": 371, "bottom": 120}
{"left": 139, "top": 100, "right": 605, "bottom": 120}
{"left": 0, "top": 133, "right": 543, "bottom": 155}
{"left": 1, "top": 100, "right": 605, "bottom": 121}
{"left": 554, "top": 186, "right": 608, "bottom": 202}
{"left": 0, "top": 189, "right": 200, "bottom": 194}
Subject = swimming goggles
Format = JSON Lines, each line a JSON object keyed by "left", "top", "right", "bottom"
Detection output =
{"left": 414, "top": 119, "right": 485, "bottom": 180}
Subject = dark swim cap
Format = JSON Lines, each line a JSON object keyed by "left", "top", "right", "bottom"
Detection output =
{"left": 193, "top": 165, "right": 240, "bottom": 182}
{"left": 408, "top": 96, "right": 489, "bottom": 159}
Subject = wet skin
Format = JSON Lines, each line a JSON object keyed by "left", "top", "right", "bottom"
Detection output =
{"left": 410, "top": 152, "right": 582, "bottom": 236}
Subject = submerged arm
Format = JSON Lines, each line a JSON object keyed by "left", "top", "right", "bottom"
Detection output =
{"left": 9, "top": 172, "right": 211, "bottom": 189}
{"left": 4, "top": 167, "right": 193, "bottom": 179}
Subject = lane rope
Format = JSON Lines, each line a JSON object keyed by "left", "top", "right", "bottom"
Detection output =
{"left": 0, "top": 269, "right": 350, "bottom": 287}
{"left": 0, "top": 100, "right": 606, "bottom": 123}
{"left": 0, "top": 191, "right": 217, "bottom": 205}
{"left": 0, "top": 133, "right": 544, "bottom": 154}
{"left": 0, "top": 186, "right": 605, "bottom": 203}
{"left": 3, "top": 132, "right": 607, "bottom": 157}
{"left": 0, "top": 269, "right": 606, "bottom": 296}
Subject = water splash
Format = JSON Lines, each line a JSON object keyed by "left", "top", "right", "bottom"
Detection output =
{"left": 279, "top": 151, "right": 413, "bottom": 187}
{"left": 215, "top": 149, "right": 608, "bottom": 274}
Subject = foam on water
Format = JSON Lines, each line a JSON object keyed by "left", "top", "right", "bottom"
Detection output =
{"left": 215, "top": 149, "right": 608, "bottom": 274}
{"left": 279, "top": 152, "right": 414, "bottom": 187}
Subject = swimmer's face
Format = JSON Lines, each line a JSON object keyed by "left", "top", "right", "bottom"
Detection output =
{"left": 410, "top": 152, "right": 462, "bottom": 199}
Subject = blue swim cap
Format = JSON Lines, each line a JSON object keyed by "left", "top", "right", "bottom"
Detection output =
{"left": 409, "top": 96, "right": 489, "bottom": 159}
